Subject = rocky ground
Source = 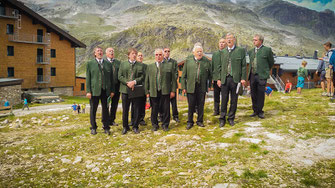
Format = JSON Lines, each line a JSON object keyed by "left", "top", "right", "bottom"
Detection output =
{"left": 0, "top": 89, "right": 334, "bottom": 187}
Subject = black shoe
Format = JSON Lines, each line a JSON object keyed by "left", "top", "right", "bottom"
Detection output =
{"left": 173, "top": 117, "right": 180, "bottom": 123}
{"left": 152, "top": 125, "right": 159, "bottom": 131}
{"left": 104, "top": 129, "right": 111, "bottom": 135}
{"left": 219, "top": 121, "right": 226, "bottom": 128}
{"left": 228, "top": 120, "right": 235, "bottom": 126}
{"left": 250, "top": 112, "right": 257, "bottom": 117}
{"left": 133, "top": 127, "right": 140, "bottom": 134}
{"left": 111, "top": 122, "right": 118, "bottom": 126}
{"left": 122, "top": 127, "right": 130, "bottom": 135}
{"left": 162, "top": 125, "right": 169, "bottom": 132}
{"left": 186, "top": 123, "right": 193, "bottom": 130}
{"left": 213, "top": 112, "right": 220, "bottom": 116}
{"left": 91, "top": 129, "right": 97, "bottom": 135}
{"left": 139, "top": 120, "right": 146, "bottom": 126}
{"left": 258, "top": 113, "right": 265, "bottom": 119}
{"left": 197, "top": 122, "right": 205, "bottom": 127}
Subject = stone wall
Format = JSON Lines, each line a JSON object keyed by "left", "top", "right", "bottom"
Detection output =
{"left": 0, "top": 85, "right": 22, "bottom": 106}
{"left": 53, "top": 87, "right": 73, "bottom": 96}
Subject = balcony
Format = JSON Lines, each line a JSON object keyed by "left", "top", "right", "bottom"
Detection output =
{"left": 37, "top": 55, "right": 50, "bottom": 65}
{"left": 37, "top": 75, "right": 50, "bottom": 84}
{"left": 8, "top": 33, "right": 50, "bottom": 45}
{"left": 0, "top": 7, "right": 19, "bottom": 19}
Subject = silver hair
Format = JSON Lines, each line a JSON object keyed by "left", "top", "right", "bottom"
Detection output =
{"left": 192, "top": 45, "right": 203, "bottom": 52}
{"left": 154, "top": 48, "right": 164, "bottom": 55}
{"left": 105, "top": 47, "right": 114, "bottom": 53}
{"left": 254, "top": 34, "right": 264, "bottom": 42}
{"left": 226, "top": 33, "right": 236, "bottom": 39}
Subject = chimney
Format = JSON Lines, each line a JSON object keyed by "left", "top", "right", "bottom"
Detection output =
{"left": 313, "top": 50, "right": 318, "bottom": 59}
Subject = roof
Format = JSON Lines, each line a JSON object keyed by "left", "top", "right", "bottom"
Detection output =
{"left": 0, "top": 78, "right": 23, "bottom": 87}
{"left": 76, "top": 76, "right": 86, "bottom": 79}
{"left": 274, "top": 56, "right": 319, "bottom": 71}
{"left": 3, "top": 0, "right": 86, "bottom": 48}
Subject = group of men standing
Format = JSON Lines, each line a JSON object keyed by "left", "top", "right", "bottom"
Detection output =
{"left": 86, "top": 33, "right": 274, "bottom": 135}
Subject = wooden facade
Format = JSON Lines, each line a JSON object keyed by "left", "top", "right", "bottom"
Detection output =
{"left": 74, "top": 77, "right": 86, "bottom": 96}
{"left": 0, "top": 0, "right": 85, "bottom": 95}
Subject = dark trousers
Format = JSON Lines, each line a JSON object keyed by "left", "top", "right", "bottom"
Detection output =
{"left": 187, "top": 83, "right": 206, "bottom": 124}
{"left": 109, "top": 91, "right": 120, "bottom": 124}
{"left": 130, "top": 96, "right": 146, "bottom": 124}
{"left": 250, "top": 73, "right": 266, "bottom": 114}
{"left": 213, "top": 80, "right": 221, "bottom": 114}
{"left": 220, "top": 76, "right": 238, "bottom": 122}
{"left": 90, "top": 89, "right": 110, "bottom": 130}
{"left": 150, "top": 91, "right": 170, "bottom": 128}
{"left": 122, "top": 94, "right": 141, "bottom": 129}
{"left": 333, "top": 71, "right": 335, "bottom": 95}
{"left": 170, "top": 96, "right": 179, "bottom": 118}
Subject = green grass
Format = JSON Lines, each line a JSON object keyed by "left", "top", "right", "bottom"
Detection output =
{"left": 0, "top": 88, "right": 334, "bottom": 187}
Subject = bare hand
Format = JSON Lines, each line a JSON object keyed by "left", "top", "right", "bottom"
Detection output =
{"left": 127, "top": 81, "right": 135, "bottom": 90}
{"left": 217, "top": 80, "right": 221, "bottom": 88}
{"left": 241, "top": 80, "right": 246, "bottom": 86}
{"left": 183, "top": 89, "right": 186, "bottom": 94}
{"left": 146, "top": 94, "right": 150, "bottom": 98}
{"left": 170, "top": 92, "right": 175, "bottom": 99}
{"left": 110, "top": 93, "right": 114, "bottom": 98}
{"left": 86, "top": 93, "right": 92, "bottom": 99}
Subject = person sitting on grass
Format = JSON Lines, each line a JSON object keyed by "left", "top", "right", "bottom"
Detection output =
{"left": 72, "top": 103, "right": 77, "bottom": 114}
{"left": 285, "top": 79, "right": 292, "bottom": 93}
{"left": 265, "top": 86, "right": 273, "bottom": 97}
{"left": 296, "top": 61, "right": 309, "bottom": 94}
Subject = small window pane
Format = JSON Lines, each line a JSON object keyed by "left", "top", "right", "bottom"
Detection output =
{"left": 51, "top": 67, "right": 56, "bottom": 76}
{"left": 51, "top": 49, "right": 56, "bottom": 58}
{"left": 7, "top": 46, "right": 14, "bottom": 56}
{"left": 6, "top": 24, "right": 14, "bottom": 34}
{"left": 81, "top": 83, "right": 85, "bottom": 91}
{"left": 8, "top": 67, "right": 14, "bottom": 77}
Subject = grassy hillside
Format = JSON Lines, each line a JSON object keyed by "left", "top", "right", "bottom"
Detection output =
{"left": 0, "top": 89, "right": 334, "bottom": 187}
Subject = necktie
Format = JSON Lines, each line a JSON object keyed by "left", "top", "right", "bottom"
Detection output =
{"left": 157, "top": 62, "right": 161, "bottom": 91}
{"left": 253, "top": 48, "right": 258, "bottom": 73}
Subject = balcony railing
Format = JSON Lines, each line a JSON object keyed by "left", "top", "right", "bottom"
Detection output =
{"left": 37, "top": 75, "right": 50, "bottom": 84}
{"left": 8, "top": 33, "right": 50, "bottom": 45}
{"left": 37, "top": 56, "right": 50, "bottom": 64}
{"left": 0, "top": 7, "right": 19, "bottom": 19}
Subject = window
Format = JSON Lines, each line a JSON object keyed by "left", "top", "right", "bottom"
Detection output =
{"left": 272, "top": 68, "right": 277, "bottom": 76}
{"left": 6, "top": 24, "right": 13, "bottom": 34}
{"left": 37, "top": 48, "right": 43, "bottom": 62}
{"left": 37, "top": 29, "right": 43, "bottom": 43}
{"left": 51, "top": 67, "right": 56, "bottom": 76}
{"left": 7, "top": 46, "right": 14, "bottom": 56}
{"left": 51, "top": 49, "right": 56, "bottom": 58}
{"left": 0, "top": 3, "right": 5, "bottom": 16}
{"left": 7, "top": 67, "right": 14, "bottom": 77}
{"left": 81, "top": 83, "right": 85, "bottom": 91}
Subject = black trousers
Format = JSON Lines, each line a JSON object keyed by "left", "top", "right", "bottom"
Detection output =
{"left": 187, "top": 83, "right": 206, "bottom": 124}
{"left": 122, "top": 94, "right": 142, "bottom": 129}
{"left": 130, "top": 96, "right": 146, "bottom": 124}
{"left": 220, "top": 76, "right": 238, "bottom": 122}
{"left": 333, "top": 71, "right": 335, "bottom": 95}
{"left": 170, "top": 95, "right": 179, "bottom": 118}
{"left": 213, "top": 80, "right": 221, "bottom": 114}
{"left": 150, "top": 91, "right": 170, "bottom": 128}
{"left": 109, "top": 91, "right": 120, "bottom": 124}
{"left": 90, "top": 89, "right": 110, "bottom": 130}
{"left": 250, "top": 73, "right": 266, "bottom": 114}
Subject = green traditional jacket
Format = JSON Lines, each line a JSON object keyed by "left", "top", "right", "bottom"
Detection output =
{"left": 181, "top": 55, "right": 212, "bottom": 94}
{"left": 106, "top": 58, "right": 121, "bottom": 92}
{"left": 118, "top": 61, "right": 145, "bottom": 94}
{"left": 247, "top": 45, "right": 275, "bottom": 80}
{"left": 219, "top": 46, "right": 247, "bottom": 84}
{"left": 86, "top": 59, "right": 114, "bottom": 96}
{"left": 166, "top": 58, "right": 178, "bottom": 92}
{"left": 211, "top": 50, "right": 223, "bottom": 81}
{"left": 145, "top": 60, "right": 178, "bottom": 97}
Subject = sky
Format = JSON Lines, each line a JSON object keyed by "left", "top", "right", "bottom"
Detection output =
{"left": 285, "top": 0, "right": 335, "bottom": 11}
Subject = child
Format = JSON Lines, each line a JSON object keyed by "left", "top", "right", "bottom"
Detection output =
{"left": 77, "top": 104, "right": 81, "bottom": 114}
{"left": 285, "top": 79, "right": 292, "bottom": 93}
{"left": 4, "top": 99, "right": 10, "bottom": 107}
{"left": 82, "top": 103, "right": 86, "bottom": 113}
{"left": 22, "top": 97, "right": 29, "bottom": 110}
{"left": 72, "top": 103, "right": 77, "bottom": 114}
{"left": 265, "top": 86, "right": 273, "bottom": 97}
{"left": 296, "top": 61, "right": 309, "bottom": 94}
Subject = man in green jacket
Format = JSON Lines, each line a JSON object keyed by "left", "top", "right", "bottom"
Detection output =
{"left": 145, "top": 48, "right": 177, "bottom": 131}
{"left": 106, "top": 47, "right": 121, "bottom": 126}
{"left": 181, "top": 45, "right": 212, "bottom": 130}
{"left": 118, "top": 48, "right": 145, "bottom": 134}
{"left": 86, "top": 46, "right": 114, "bottom": 135}
{"left": 211, "top": 38, "right": 227, "bottom": 116}
{"left": 247, "top": 34, "right": 274, "bottom": 119}
{"left": 217, "top": 33, "right": 246, "bottom": 127}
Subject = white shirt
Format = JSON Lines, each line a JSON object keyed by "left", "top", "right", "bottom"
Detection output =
{"left": 255, "top": 44, "right": 263, "bottom": 53}
{"left": 107, "top": 58, "right": 114, "bottom": 62}
{"left": 227, "top": 45, "right": 235, "bottom": 52}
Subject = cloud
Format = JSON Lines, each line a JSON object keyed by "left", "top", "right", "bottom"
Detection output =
{"left": 285, "top": 0, "right": 335, "bottom": 11}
